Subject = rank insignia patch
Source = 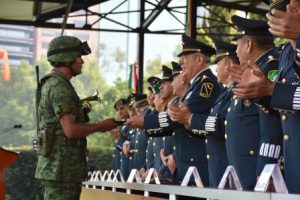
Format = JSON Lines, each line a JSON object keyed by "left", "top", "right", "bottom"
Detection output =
{"left": 200, "top": 83, "right": 213, "bottom": 98}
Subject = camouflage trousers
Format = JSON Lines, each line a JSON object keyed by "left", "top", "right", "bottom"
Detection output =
{"left": 41, "top": 180, "right": 82, "bottom": 200}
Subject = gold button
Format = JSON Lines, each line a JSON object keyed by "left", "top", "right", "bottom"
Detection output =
{"left": 146, "top": 150, "right": 148, "bottom": 153}
{"left": 145, "top": 159, "right": 148, "bottom": 162}
{"left": 282, "top": 78, "right": 286, "bottom": 84}
{"left": 136, "top": 149, "right": 139, "bottom": 153}
{"left": 163, "top": 137, "right": 166, "bottom": 141}
{"left": 136, "top": 141, "right": 139, "bottom": 144}
{"left": 224, "top": 120, "right": 228, "bottom": 125}
{"left": 153, "top": 153, "right": 156, "bottom": 157}
{"left": 282, "top": 115, "right": 287, "bottom": 121}
{"left": 234, "top": 99, "right": 238, "bottom": 106}
{"left": 224, "top": 133, "right": 227, "bottom": 139}
{"left": 206, "top": 154, "right": 210, "bottom": 160}
{"left": 129, "top": 156, "right": 132, "bottom": 160}
{"left": 227, "top": 107, "right": 231, "bottom": 112}
{"left": 190, "top": 158, "right": 194, "bottom": 162}
{"left": 249, "top": 150, "right": 254, "bottom": 155}
{"left": 233, "top": 95, "right": 237, "bottom": 99}
{"left": 112, "top": 154, "right": 115, "bottom": 157}
{"left": 173, "top": 146, "right": 176, "bottom": 150}
{"left": 172, "top": 132, "right": 175, "bottom": 136}
{"left": 153, "top": 142, "right": 156, "bottom": 146}
{"left": 265, "top": 110, "right": 269, "bottom": 114}
{"left": 205, "top": 139, "right": 208, "bottom": 144}
{"left": 284, "top": 134, "right": 289, "bottom": 141}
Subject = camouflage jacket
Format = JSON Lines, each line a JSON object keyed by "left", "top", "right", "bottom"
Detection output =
{"left": 35, "top": 69, "right": 87, "bottom": 182}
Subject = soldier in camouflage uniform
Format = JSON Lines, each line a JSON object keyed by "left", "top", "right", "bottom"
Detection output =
{"left": 35, "top": 35, "right": 117, "bottom": 200}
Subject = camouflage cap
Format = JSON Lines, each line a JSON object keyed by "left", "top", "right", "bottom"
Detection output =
{"left": 47, "top": 35, "right": 91, "bottom": 63}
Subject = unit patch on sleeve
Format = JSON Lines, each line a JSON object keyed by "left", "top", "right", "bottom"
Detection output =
{"left": 200, "top": 83, "right": 213, "bottom": 98}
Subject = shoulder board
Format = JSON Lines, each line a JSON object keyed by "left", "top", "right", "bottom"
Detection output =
{"left": 200, "top": 75, "right": 211, "bottom": 82}
{"left": 266, "top": 55, "right": 279, "bottom": 64}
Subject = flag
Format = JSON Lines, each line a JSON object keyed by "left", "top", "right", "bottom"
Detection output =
{"left": 128, "top": 63, "right": 138, "bottom": 93}
{"left": 0, "top": 50, "right": 10, "bottom": 81}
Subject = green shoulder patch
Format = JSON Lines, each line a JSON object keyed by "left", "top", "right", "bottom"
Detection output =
{"left": 267, "top": 70, "right": 278, "bottom": 82}
{"left": 200, "top": 82, "right": 214, "bottom": 98}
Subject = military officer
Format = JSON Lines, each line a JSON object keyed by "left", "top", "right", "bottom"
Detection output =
{"left": 114, "top": 98, "right": 134, "bottom": 180}
{"left": 227, "top": 0, "right": 300, "bottom": 194}
{"left": 127, "top": 34, "right": 221, "bottom": 186}
{"left": 35, "top": 36, "right": 117, "bottom": 200}
{"left": 110, "top": 128, "right": 122, "bottom": 172}
{"left": 221, "top": 16, "right": 282, "bottom": 190}
{"left": 188, "top": 40, "right": 239, "bottom": 187}
{"left": 126, "top": 94, "right": 149, "bottom": 171}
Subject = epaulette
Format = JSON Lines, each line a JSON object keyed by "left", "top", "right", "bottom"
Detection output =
{"left": 266, "top": 55, "right": 279, "bottom": 64}
{"left": 200, "top": 75, "right": 211, "bottom": 82}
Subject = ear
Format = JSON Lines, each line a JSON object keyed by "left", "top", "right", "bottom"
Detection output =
{"left": 197, "top": 54, "right": 204, "bottom": 65}
{"left": 246, "top": 38, "right": 253, "bottom": 53}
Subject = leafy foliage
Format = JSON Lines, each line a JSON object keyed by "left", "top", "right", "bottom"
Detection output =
{"left": 4, "top": 147, "right": 112, "bottom": 200}
{"left": 0, "top": 57, "right": 126, "bottom": 148}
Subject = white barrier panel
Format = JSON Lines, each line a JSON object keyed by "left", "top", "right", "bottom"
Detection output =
{"left": 112, "top": 169, "right": 125, "bottom": 183}
{"left": 107, "top": 170, "right": 116, "bottom": 182}
{"left": 144, "top": 168, "right": 160, "bottom": 197}
{"left": 144, "top": 168, "right": 161, "bottom": 184}
{"left": 255, "top": 164, "right": 288, "bottom": 193}
{"left": 181, "top": 166, "right": 203, "bottom": 187}
{"left": 126, "top": 169, "right": 142, "bottom": 194}
{"left": 218, "top": 165, "right": 242, "bottom": 190}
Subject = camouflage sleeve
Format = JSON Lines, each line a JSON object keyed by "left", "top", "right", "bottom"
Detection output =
{"left": 49, "top": 80, "right": 77, "bottom": 119}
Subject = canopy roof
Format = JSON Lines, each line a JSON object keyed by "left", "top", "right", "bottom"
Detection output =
{"left": 0, "top": 0, "right": 269, "bottom": 34}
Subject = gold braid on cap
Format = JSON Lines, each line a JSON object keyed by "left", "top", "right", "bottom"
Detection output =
{"left": 216, "top": 52, "right": 230, "bottom": 58}
{"left": 270, "top": 0, "right": 284, "bottom": 7}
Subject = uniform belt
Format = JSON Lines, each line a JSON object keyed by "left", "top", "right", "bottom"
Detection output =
{"left": 54, "top": 135, "right": 86, "bottom": 148}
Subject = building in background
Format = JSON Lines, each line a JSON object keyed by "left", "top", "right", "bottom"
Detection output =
{"left": 0, "top": 5, "right": 100, "bottom": 67}
{"left": 0, "top": 24, "right": 34, "bottom": 67}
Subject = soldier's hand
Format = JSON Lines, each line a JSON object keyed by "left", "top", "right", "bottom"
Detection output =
{"left": 160, "top": 149, "right": 168, "bottom": 165}
{"left": 266, "top": 2, "right": 300, "bottom": 41}
{"left": 166, "top": 154, "right": 176, "bottom": 174}
{"left": 141, "top": 169, "right": 149, "bottom": 181}
{"left": 168, "top": 102, "right": 192, "bottom": 125}
{"left": 122, "top": 141, "right": 130, "bottom": 157}
{"left": 233, "top": 64, "right": 275, "bottom": 98}
{"left": 98, "top": 118, "right": 118, "bottom": 132}
{"left": 205, "top": 116, "right": 217, "bottom": 132}
{"left": 225, "top": 62, "right": 247, "bottom": 83}
{"left": 125, "top": 115, "right": 144, "bottom": 128}
{"left": 139, "top": 168, "right": 146, "bottom": 178}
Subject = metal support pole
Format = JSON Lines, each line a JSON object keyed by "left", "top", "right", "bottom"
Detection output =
{"left": 186, "top": 0, "right": 197, "bottom": 38}
{"left": 137, "top": 0, "right": 145, "bottom": 94}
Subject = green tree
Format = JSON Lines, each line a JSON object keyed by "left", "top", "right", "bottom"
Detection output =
{"left": 197, "top": 6, "right": 237, "bottom": 44}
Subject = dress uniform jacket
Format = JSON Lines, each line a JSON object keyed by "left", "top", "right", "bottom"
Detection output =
{"left": 270, "top": 43, "right": 300, "bottom": 194}
{"left": 255, "top": 48, "right": 282, "bottom": 176}
{"left": 118, "top": 125, "right": 135, "bottom": 180}
{"left": 144, "top": 68, "right": 221, "bottom": 185}
{"left": 112, "top": 139, "right": 121, "bottom": 171}
{"left": 225, "top": 48, "right": 280, "bottom": 190}
{"left": 189, "top": 84, "right": 232, "bottom": 187}
{"left": 130, "top": 128, "right": 149, "bottom": 170}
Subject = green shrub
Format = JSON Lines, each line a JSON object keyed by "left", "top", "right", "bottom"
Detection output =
{"left": 4, "top": 146, "right": 113, "bottom": 200}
